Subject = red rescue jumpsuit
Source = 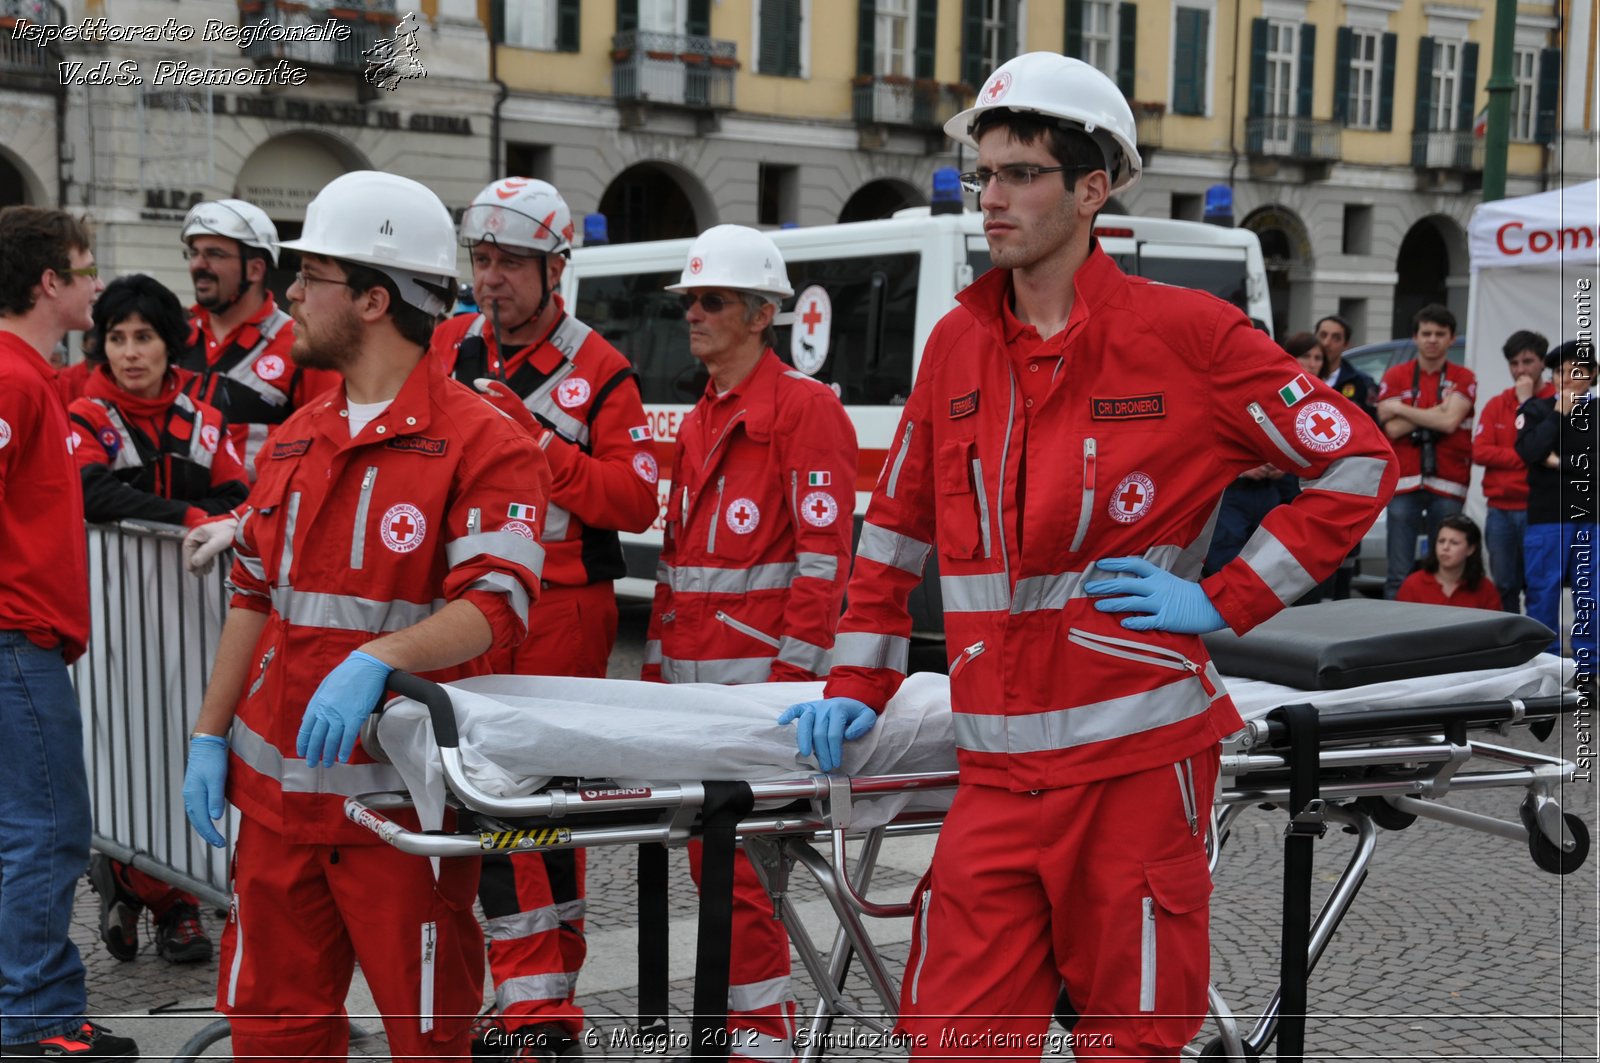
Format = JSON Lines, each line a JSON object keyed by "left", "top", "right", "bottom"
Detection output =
{"left": 644, "top": 349, "right": 858, "bottom": 1062}
{"left": 430, "top": 302, "right": 657, "bottom": 1038}
{"left": 218, "top": 354, "right": 551, "bottom": 1061}
{"left": 824, "top": 250, "right": 1397, "bottom": 1059}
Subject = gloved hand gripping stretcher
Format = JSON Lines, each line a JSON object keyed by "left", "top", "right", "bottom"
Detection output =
{"left": 343, "top": 601, "right": 1589, "bottom": 1060}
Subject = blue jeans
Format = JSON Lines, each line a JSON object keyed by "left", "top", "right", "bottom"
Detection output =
{"left": 0, "top": 631, "right": 90, "bottom": 1044}
{"left": 1384, "top": 491, "right": 1464, "bottom": 599}
{"left": 1524, "top": 522, "right": 1600, "bottom": 661}
{"left": 1484, "top": 507, "right": 1528, "bottom": 613}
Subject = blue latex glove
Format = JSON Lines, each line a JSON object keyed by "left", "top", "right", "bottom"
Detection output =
{"left": 1084, "top": 556, "right": 1227, "bottom": 634}
{"left": 777, "top": 698, "right": 878, "bottom": 773}
{"left": 183, "top": 734, "right": 229, "bottom": 848}
{"left": 296, "top": 650, "right": 394, "bottom": 768}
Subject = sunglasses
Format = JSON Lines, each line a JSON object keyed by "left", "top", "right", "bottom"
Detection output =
{"left": 58, "top": 265, "right": 99, "bottom": 279}
{"left": 678, "top": 292, "right": 738, "bottom": 314}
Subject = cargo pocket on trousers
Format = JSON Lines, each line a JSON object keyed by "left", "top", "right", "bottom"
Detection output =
{"left": 422, "top": 854, "right": 483, "bottom": 1043}
{"left": 894, "top": 869, "right": 935, "bottom": 1034}
{"left": 1135, "top": 848, "right": 1213, "bottom": 1047}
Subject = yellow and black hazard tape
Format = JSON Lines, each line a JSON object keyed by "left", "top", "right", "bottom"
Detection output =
{"left": 478, "top": 827, "right": 573, "bottom": 851}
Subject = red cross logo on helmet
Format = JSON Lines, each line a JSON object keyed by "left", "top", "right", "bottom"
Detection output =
{"left": 981, "top": 70, "right": 1013, "bottom": 104}
{"left": 689, "top": 256, "right": 703, "bottom": 275}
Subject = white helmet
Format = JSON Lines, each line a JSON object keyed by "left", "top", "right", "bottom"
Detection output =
{"left": 665, "top": 224, "right": 793, "bottom": 303}
{"left": 945, "top": 52, "right": 1142, "bottom": 192}
{"left": 459, "top": 177, "right": 574, "bottom": 256}
{"left": 182, "top": 199, "right": 280, "bottom": 265}
{"left": 279, "top": 171, "right": 458, "bottom": 316}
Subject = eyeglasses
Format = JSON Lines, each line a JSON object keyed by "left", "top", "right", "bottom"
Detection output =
{"left": 678, "top": 292, "right": 738, "bottom": 314}
{"left": 294, "top": 271, "right": 353, "bottom": 291}
{"left": 182, "top": 247, "right": 239, "bottom": 265}
{"left": 958, "top": 164, "right": 1085, "bottom": 193}
{"left": 56, "top": 265, "right": 98, "bottom": 279}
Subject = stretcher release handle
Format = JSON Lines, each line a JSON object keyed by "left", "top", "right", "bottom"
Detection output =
{"left": 385, "top": 670, "right": 460, "bottom": 749}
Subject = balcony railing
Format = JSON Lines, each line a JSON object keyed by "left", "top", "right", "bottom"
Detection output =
{"left": 1, "top": 0, "right": 65, "bottom": 86}
{"left": 851, "top": 77, "right": 964, "bottom": 130}
{"left": 1411, "top": 129, "right": 1484, "bottom": 171}
{"left": 1245, "top": 115, "right": 1340, "bottom": 161}
{"left": 1131, "top": 101, "right": 1164, "bottom": 153}
{"left": 612, "top": 31, "right": 736, "bottom": 110}
{"left": 240, "top": 0, "right": 398, "bottom": 69}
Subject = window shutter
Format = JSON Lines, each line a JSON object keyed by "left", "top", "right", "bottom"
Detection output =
{"left": 961, "top": 0, "right": 986, "bottom": 88}
{"left": 687, "top": 0, "right": 710, "bottom": 37}
{"left": 1248, "top": 18, "right": 1268, "bottom": 117}
{"left": 1378, "top": 31, "right": 1397, "bottom": 130}
{"left": 784, "top": 0, "right": 803, "bottom": 76}
{"left": 1413, "top": 36, "right": 1435, "bottom": 134}
{"left": 1457, "top": 40, "right": 1478, "bottom": 131}
{"left": 1332, "top": 26, "right": 1351, "bottom": 124}
{"left": 914, "top": 0, "right": 937, "bottom": 79}
{"left": 616, "top": 0, "right": 637, "bottom": 34}
{"left": 1173, "top": 7, "right": 1208, "bottom": 116}
{"left": 759, "top": 1, "right": 780, "bottom": 73}
{"left": 1000, "top": 5, "right": 1017, "bottom": 64}
{"left": 556, "top": 0, "right": 580, "bottom": 52}
{"left": 1116, "top": 3, "right": 1137, "bottom": 97}
{"left": 856, "top": 2, "right": 875, "bottom": 76}
{"left": 1297, "top": 23, "right": 1315, "bottom": 117}
{"left": 1064, "top": 0, "right": 1083, "bottom": 57}
{"left": 1535, "top": 47, "right": 1561, "bottom": 144}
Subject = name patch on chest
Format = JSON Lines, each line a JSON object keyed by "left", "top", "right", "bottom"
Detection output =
{"left": 1091, "top": 394, "right": 1166, "bottom": 420}
{"left": 949, "top": 390, "right": 979, "bottom": 419}
{"left": 385, "top": 435, "right": 448, "bottom": 457}
{"left": 271, "top": 439, "right": 311, "bottom": 460}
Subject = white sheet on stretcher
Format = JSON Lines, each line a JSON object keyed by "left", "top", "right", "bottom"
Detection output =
{"left": 375, "top": 655, "right": 1568, "bottom": 835}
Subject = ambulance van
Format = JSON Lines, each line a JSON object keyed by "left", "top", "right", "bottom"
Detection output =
{"left": 566, "top": 206, "right": 1271, "bottom": 634}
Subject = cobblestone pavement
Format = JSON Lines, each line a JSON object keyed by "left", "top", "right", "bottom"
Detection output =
{"left": 73, "top": 604, "right": 1600, "bottom": 1059}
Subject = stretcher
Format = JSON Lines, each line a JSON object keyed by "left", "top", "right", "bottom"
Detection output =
{"left": 345, "top": 635, "right": 1587, "bottom": 1061}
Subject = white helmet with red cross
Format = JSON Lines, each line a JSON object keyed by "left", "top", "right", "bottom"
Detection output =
{"left": 665, "top": 224, "right": 793, "bottom": 303}
{"left": 458, "top": 177, "right": 574, "bottom": 256}
{"left": 945, "top": 52, "right": 1142, "bottom": 193}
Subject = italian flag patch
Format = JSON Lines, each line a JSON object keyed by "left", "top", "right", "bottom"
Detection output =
{"left": 808, "top": 471, "right": 831, "bottom": 486}
{"left": 507, "top": 503, "right": 538, "bottom": 520}
{"left": 628, "top": 425, "right": 652, "bottom": 442}
{"left": 1279, "top": 374, "right": 1313, "bottom": 407}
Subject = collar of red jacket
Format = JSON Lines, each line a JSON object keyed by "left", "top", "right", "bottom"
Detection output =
{"left": 83, "top": 362, "right": 196, "bottom": 416}
{"left": 956, "top": 240, "right": 1118, "bottom": 348}
{"left": 307, "top": 349, "right": 439, "bottom": 447}
{"left": 484, "top": 293, "right": 570, "bottom": 378}
{"left": 188, "top": 290, "right": 281, "bottom": 353}
{"left": 0, "top": 328, "right": 59, "bottom": 384}
{"left": 697, "top": 347, "right": 786, "bottom": 441}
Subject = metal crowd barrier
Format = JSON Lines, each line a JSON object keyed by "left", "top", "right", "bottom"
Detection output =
{"left": 72, "top": 519, "right": 233, "bottom": 908}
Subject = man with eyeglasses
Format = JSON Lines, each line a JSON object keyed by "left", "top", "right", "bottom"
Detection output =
{"left": 639, "top": 224, "right": 856, "bottom": 1061}
{"left": 178, "top": 198, "right": 339, "bottom": 478}
{"left": 0, "top": 206, "right": 141, "bottom": 1060}
{"left": 425, "top": 177, "right": 656, "bottom": 1058}
{"left": 782, "top": 53, "right": 1395, "bottom": 1059}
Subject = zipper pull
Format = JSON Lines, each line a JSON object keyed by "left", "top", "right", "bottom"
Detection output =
{"left": 1184, "top": 659, "right": 1218, "bottom": 698}
{"left": 1248, "top": 401, "right": 1267, "bottom": 424}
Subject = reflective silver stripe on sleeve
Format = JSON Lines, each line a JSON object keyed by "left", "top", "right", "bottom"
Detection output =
{"left": 643, "top": 639, "right": 662, "bottom": 665}
{"left": 235, "top": 553, "right": 267, "bottom": 585}
{"left": 351, "top": 466, "right": 377, "bottom": 570}
{"left": 856, "top": 522, "right": 932, "bottom": 576}
{"left": 467, "top": 571, "right": 531, "bottom": 630}
{"left": 269, "top": 588, "right": 445, "bottom": 632}
{"left": 795, "top": 552, "right": 839, "bottom": 581}
{"left": 446, "top": 531, "right": 547, "bottom": 579}
{"left": 666, "top": 562, "right": 797, "bottom": 595}
{"left": 886, "top": 423, "right": 914, "bottom": 499}
{"left": 542, "top": 502, "right": 571, "bottom": 542}
{"left": 660, "top": 656, "right": 775, "bottom": 684}
{"left": 951, "top": 668, "right": 1222, "bottom": 754}
{"left": 1300, "top": 455, "right": 1389, "bottom": 499}
{"left": 940, "top": 572, "right": 1010, "bottom": 613}
{"left": 777, "top": 635, "right": 829, "bottom": 675}
{"left": 1008, "top": 545, "right": 1187, "bottom": 615}
{"left": 830, "top": 631, "right": 909, "bottom": 673}
{"left": 228, "top": 715, "right": 405, "bottom": 795}
{"left": 1236, "top": 527, "right": 1317, "bottom": 605}
{"left": 277, "top": 491, "right": 301, "bottom": 585}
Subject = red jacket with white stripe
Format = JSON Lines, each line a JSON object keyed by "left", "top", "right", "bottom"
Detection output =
{"left": 430, "top": 303, "right": 658, "bottom": 588}
{"left": 225, "top": 354, "right": 551, "bottom": 843}
{"left": 1376, "top": 359, "right": 1477, "bottom": 498}
{"left": 823, "top": 250, "right": 1398, "bottom": 790}
{"left": 643, "top": 350, "right": 857, "bottom": 684}
{"left": 1472, "top": 383, "right": 1553, "bottom": 509}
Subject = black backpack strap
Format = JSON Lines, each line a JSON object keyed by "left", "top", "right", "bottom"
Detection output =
{"left": 1274, "top": 702, "right": 1324, "bottom": 1063}
{"left": 691, "top": 780, "right": 755, "bottom": 1061}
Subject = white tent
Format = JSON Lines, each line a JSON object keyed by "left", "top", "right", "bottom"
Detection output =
{"left": 1463, "top": 180, "right": 1599, "bottom": 520}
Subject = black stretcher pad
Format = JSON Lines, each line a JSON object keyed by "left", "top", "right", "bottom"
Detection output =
{"left": 1202, "top": 599, "right": 1555, "bottom": 690}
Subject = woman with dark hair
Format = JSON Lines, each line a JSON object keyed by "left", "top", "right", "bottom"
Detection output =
{"left": 1282, "top": 330, "right": 1325, "bottom": 378}
{"left": 1396, "top": 513, "right": 1503, "bottom": 610}
{"left": 66, "top": 273, "right": 248, "bottom": 967}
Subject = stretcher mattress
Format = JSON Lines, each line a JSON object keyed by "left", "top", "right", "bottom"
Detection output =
{"left": 374, "top": 655, "right": 1568, "bottom": 833}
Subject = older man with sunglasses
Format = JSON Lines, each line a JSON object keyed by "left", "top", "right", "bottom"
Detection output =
{"left": 642, "top": 224, "right": 857, "bottom": 1062}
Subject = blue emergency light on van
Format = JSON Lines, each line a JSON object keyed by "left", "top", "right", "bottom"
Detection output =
{"left": 1204, "top": 184, "right": 1234, "bottom": 227}
{"left": 583, "top": 213, "right": 609, "bottom": 246}
{"left": 931, "top": 167, "right": 963, "bottom": 215}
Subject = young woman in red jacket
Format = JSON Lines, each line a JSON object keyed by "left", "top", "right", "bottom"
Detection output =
{"left": 1396, "top": 514, "right": 1504, "bottom": 611}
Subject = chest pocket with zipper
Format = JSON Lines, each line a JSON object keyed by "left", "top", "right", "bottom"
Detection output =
{"left": 936, "top": 438, "right": 987, "bottom": 559}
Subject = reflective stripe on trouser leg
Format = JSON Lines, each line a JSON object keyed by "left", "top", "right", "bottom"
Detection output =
{"left": 479, "top": 847, "right": 588, "bottom": 1036}
{"left": 687, "top": 841, "right": 797, "bottom": 1061}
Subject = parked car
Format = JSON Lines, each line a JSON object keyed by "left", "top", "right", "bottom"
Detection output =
{"left": 1343, "top": 337, "right": 1467, "bottom": 596}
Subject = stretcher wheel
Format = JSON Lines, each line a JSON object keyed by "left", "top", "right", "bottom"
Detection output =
{"left": 1198, "top": 1036, "right": 1261, "bottom": 1060}
{"left": 1354, "top": 795, "right": 1417, "bottom": 831}
{"left": 1527, "top": 811, "right": 1590, "bottom": 875}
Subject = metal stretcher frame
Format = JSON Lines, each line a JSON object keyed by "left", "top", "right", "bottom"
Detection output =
{"left": 344, "top": 671, "right": 1588, "bottom": 1062}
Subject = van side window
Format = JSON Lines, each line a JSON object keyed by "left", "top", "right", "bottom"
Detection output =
{"left": 780, "top": 252, "right": 920, "bottom": 407}
{"left": 575, "top": 270, "right": 705, "bottom": 404}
